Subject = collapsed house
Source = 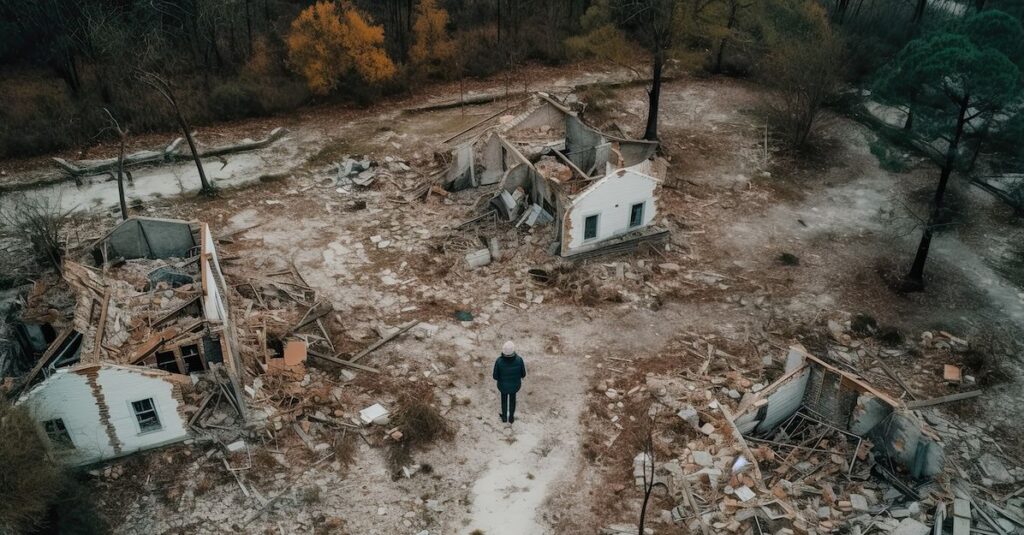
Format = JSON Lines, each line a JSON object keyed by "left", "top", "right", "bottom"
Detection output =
{"left": 733, "top": 346, "right": 944, "bottom": 482}
{"left": 443, "top": 93, "right": 669, "bottom": 257}
{"left": 8, "top": 217, "right": 245, "bottom": 465}
{"left": 634, "top": 344, "right": 950, "bottom": 535}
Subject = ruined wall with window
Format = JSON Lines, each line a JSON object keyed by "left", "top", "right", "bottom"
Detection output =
{"left": 18, "top": 364, "right": 191, "bottom": 465}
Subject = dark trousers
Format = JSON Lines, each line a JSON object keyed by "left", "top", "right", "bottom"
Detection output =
{"left": 500, "top": 392, "right": 517, "bottom": 420}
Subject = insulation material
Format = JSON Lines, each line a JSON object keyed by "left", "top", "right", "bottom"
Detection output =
{"left": 873, "top": 410, "right": 945, "bottom": 478}
{"left": 91, "top": 217, "right": 196, "bottom": 262}
{"left": 734, "top": 366, "right": 811, "bottom": 435}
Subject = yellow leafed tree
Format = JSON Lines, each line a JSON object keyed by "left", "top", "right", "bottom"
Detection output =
{"left": 286, "top": 1, "right": 396, "bottom": 95}
{"left": 409, "top": 0, "right": 455, "bottom": 77}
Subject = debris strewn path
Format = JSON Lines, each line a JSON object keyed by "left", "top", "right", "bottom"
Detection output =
{"left": 463, "top": 350, "right": 585, "bottom": 535}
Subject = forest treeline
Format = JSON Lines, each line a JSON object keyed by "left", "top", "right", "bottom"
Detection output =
{"left": 0, "top": 0, "right": 1020, "bottom": 160}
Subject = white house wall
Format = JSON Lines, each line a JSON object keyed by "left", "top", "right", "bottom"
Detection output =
{"left": 562, "top": 169, "right": 658, "bottom": 255}
{"left": 201, "top": 224, "right": 227, "bottom": 323}
{"left": 19, "top": 365, "right": 188, "bottom": 465}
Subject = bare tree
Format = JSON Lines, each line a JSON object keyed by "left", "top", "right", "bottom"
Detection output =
{"left": 637, "top": 428, "right": 657, "bottom": 535}
{"left": 138, "top": 70, "right": 215, "bottom": 195}
{"left": 101, "top": 108, "right": 130, "bottom": 220}
{"left": 759, "top": 7, "right": 844, "bottom": 150}
{"left": 0, "top": 195, "right": 73, "bottom": 273}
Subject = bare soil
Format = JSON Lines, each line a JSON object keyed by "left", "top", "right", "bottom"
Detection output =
{"left": 4, "top": 67, "right": 1022, "bottom": 534}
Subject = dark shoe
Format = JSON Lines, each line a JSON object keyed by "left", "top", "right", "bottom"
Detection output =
{"left": 508, "top": 415, "right": 515, "bottom": 424}
{"left": 500, "top": 413, "right": 507, "bottom": 423}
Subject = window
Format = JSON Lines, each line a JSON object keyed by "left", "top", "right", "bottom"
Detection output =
{"left": 629, "top": 202, "right": 645, "bottom": 228}
{"left": 180, "top": 344, "right": 204, "bottom": 373}
{"left": 131, "top": 398, "right": 162, "bottom": 433}
{"left": 43, "top": 418, "right": 74, "bottom": 449}
{"left": 156, "top": 351, "right": 179, "bottom": 373}
{"left": 584, "top": 214, "right": 599, "bottom": 240}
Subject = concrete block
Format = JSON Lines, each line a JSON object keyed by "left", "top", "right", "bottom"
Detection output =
{"left": 850, "top": 494, "right": 869, "bottom": 512}
{"left": 892, "top": 518, "right": 929, "bottom": 535}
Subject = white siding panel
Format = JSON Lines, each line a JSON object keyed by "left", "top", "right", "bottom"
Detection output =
{"left": 96, "top": 367, "right": 188, "bottom": 456}
{"left": 20, "top": 370, "right": 111, "bottom": 465}
{"left": 564, "top": 169, "right": 658, "bottom": 254}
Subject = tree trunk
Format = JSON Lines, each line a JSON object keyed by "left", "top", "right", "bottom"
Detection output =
{"left": 178, "top": 113, "right": 213, "bottom": 194}
{"left": 904, "top": 96, "right": 969, "bottom": 290}
{"left": 116, "top": 136, "right": 128, "bottom": 221}
{"left": 644, "top": 50, "right": 664, "bottom": 141}
{"left": 912, "top": 0, "right": 926, "bottom": 23}
{"left": 245, "top": 0, "right": 253, "bottom": 55}
{"left": 713, "top": 2, "right": 739, "bottom": 74}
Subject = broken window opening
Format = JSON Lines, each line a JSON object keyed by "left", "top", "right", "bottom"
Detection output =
{"left": 180, "top": 344, "right": 204, "bottom": 373}
{"left": 43, "top": 418, "right": 74, "bottom": 449}
{"left": 131, "top": 398, "right": 162, "bottom": 433}
{"left": 629, "top": 202, "right": 645, "bottom": 228}
{"left": 584, "top": 214, "right": 599, "bottom": 240}
{"left": 155, "top": 351, "right": 179, "bottom": 373}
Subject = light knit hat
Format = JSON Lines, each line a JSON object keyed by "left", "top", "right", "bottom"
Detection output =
{"left": 502, "top": 341, "right": 515, "bottom": 355}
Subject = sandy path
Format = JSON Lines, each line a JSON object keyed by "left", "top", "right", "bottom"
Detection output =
{"left": 462, "top": 350, "right": 585, "bottom": 534}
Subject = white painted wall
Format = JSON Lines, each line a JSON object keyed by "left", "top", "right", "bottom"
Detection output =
{"left": 562, "top": 168, "right": 658, "bottom": 255}
{"left": 19, "top": 365, "right": 188, "bottom": 465}
{"left": 201, "top": 225, "right": 227, "bottom": 323}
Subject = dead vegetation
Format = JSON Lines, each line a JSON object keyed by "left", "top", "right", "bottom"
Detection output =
{"left": 386, "top": 385, "right": 454, "bottom": 478}
{"left": 0, "top": 194, "right": 73, "bottom": 272}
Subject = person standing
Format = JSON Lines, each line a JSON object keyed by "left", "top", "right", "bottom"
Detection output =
{"left": 492, "top": 341, "right": 526, "bottom": 424}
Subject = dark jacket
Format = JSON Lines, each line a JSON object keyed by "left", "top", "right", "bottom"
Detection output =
{"left": 493, "top": 353, "right": 526, "bottom": 394}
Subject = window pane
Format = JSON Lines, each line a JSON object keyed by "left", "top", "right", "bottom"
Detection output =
{"left": 43, "top": 418, "right": 74, "bottom": 449}
{"left": 584, "top": 215, "right": 598, "bottom": 239}
{"left": 630, "top": 203, "right": 644, "bottom": 227}
{"left": 132, "top": 398, "right": 162, "bottom": 432}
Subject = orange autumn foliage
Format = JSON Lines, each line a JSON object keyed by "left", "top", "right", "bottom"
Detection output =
{"left": 286, "top": 1, "right": 396, "bottom": 95}
{"left": 409, "top": 0, "right": 455, "bottom": 77}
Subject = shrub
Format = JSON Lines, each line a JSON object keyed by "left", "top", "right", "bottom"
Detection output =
{"left": 0, "top": 401, "right": 61, "bottom": 534}
{"left": 778, "top": 252, "right": 800, "bottom": 266}
{"left": 0, "top": 194, "right": 73, "bottom": 272}
{"left": 454, "top": 27, "right": 506, "bottom": 78}
{"left": 869, "top": 138, "right": 911, "bottom": 172}
{"left": 851, "top": 313, "right": 878, "bottom": 335}
{"left": 0, "top": 76, "right": 78, "bottom": 158}
{"left": 385, "top": 386, "right": 453, "bottom": 478}
{"left": 210, "top": 81, "right": 265, "bottom": 120}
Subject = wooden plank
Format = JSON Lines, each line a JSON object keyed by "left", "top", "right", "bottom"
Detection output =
{"left": 91, "top": 291, "right": 112, "bottom": 361}
{"left": 906, "top": 390, "right": 983, "bottom": 409}
{"left": 307, "top": 350, "right": 380, "bottom": 374}
{"left": 7, "top": 328, "right": 75, "bottom": 398}
{"left": 292, "top": 422, "right": 316, "bottom": 452}
{"left": 347, "top": 320, "right": 419, "bottom": 363}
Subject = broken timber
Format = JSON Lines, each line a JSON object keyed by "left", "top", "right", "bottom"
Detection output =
{"left": 307, "top": 349, "right": 380, "bottom": 374}
{"left": 348, "top": 320, "right": 419, "bottom": 363}
{"left": 53, "top": 127, "right": 288, "bottom": 178}
{"left": 568, "top": 228, "right": 670, "bottom": 262}
{"left": 905, "top": 390, "right": 982, "bottom": 409}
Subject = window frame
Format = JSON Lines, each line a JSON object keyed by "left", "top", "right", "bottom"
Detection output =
{"left": 43, "top": 418, "right": 75, "bottom": 450}
{"left": 583, "top": 213, "right": 600, "bottom": 241}
{"left": 131, "top": 398, "right": 163, "bottom": 434}
{"left": 629, "top": 202, "right": 645, "bottom": 228}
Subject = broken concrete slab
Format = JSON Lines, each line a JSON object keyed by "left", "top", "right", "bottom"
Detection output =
{"left": 979, "top": 453, "right": 1013, "bottom": 483}
{"left": 892, "top": 518, "right": 929, "bottom": 535}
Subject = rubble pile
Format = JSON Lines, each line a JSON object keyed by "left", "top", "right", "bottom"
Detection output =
{"left": 592, "top": 330, "right": 1024, "bottom": 535}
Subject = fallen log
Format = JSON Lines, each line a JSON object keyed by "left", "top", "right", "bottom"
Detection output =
{"left": 53, "top": 127, "right": 288, "bottom": 178}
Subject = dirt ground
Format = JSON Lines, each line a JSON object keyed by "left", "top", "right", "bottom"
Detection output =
{"left": 3, "top": 66, "right": 1023, "bottom": 534}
